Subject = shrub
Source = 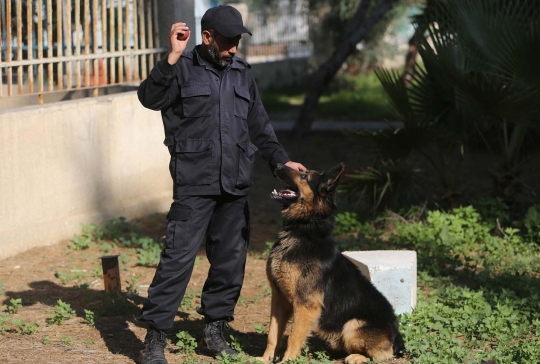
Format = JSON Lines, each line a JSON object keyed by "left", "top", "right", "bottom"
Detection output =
{"left": 5, "top": 298, "right": 23, "bottom": 314}
{"left": 83, "top": 309, "right": 96, "bottom": 328}
{"left": 48, "top": 300, "right": 76, "bottom": 325}
{"left": 132, "top": 236, "right": 163, "bottom": 267}
{"left": 175, "top": 331, "right": 197, "bottom": 354}
{"left": 333, "top": 212, "right": 362, "bottom": 236}
{"left": 0, "top": 313, "right": 38, "bottom": 335}
{"left": 523, "top": 204, "right": 540, "bottom": 243}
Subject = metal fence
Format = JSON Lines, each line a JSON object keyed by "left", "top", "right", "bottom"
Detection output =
{"left": 245, "top": 0, "right": 311, "bottom": 63}
{"left": 0, "top": 0, "right": 165, "bottom": 103}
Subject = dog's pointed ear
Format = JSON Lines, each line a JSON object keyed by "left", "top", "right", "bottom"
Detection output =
{"left": 319, "top": 163, "right": 345, "bottom": 195}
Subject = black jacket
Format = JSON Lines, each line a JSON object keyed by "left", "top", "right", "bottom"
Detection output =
{"left": 138, "top": 47, "right": 290, "bottom": 197}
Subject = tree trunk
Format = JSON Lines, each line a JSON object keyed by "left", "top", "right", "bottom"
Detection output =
{"left": 402, "top": 27, "right": 422, "bottom": 85}
{"left": 402, "top": 0, "right": 434, "bottom": 84}
{"left": 293, "top": 0, "right": 398, "bottom": 136}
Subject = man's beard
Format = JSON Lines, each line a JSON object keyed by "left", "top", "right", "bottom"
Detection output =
{"left": 207, "top": 40, "right": 231, "bottom": 69}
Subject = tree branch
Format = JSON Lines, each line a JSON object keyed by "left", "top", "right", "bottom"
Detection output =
{"left": 293, "top": 0, "right": 398, "bottom": 136}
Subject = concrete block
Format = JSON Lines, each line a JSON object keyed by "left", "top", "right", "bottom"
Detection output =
{"left": 343, "top": 250, "right": 417, "bottom": 315}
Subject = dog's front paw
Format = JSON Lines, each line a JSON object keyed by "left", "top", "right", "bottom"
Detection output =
{"left": 255, "top": 355, "right": 273, "bottom": 364}
{"left": 345, "top": 354, "right": 368, "bottom": 364}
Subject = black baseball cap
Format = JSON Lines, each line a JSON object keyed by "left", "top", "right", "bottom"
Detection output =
{"left": 201, "top": 5, "right": 252, "bottom": 38}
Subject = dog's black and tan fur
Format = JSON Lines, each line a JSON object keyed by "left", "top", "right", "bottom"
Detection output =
{"left": 259, "top": 163, "right": 404, "bottom": 364}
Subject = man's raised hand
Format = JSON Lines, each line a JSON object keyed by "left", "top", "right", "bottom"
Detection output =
{"left": 167, "top": 22, "right": 190, "bottom": 65}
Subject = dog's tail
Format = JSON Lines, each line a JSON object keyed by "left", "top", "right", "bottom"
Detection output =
{"left": 391, "top": 320, "right": 405, "bottom": 358}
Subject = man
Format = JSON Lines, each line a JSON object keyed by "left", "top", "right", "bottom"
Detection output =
{"left": 137, "top": 5, "right": 306, "bottom": 364}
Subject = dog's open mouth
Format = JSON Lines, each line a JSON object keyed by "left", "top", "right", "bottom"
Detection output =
{"left": 271, "top": 186, "right": 299, "bottom": 202}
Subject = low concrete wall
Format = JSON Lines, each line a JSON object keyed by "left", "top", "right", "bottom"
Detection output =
{"left": 251, "top": 58, "right": 308, "bottom": 90}
{"left": 0, "top": 92, "right": 172, "bottom": 260}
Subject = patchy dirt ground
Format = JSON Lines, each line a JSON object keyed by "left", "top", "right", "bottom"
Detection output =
{"left": 0, "top": 130, "right": 387, "bottom": 364}
{"left": 2, "top": 129, "right": 533, "bottom": 364}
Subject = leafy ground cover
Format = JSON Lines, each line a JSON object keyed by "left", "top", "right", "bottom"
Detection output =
{"left": 335, "top": 205, "right": 540, "bottom": 363}
{"left": 1, "top": 131, "right": 539, "bottom": 363}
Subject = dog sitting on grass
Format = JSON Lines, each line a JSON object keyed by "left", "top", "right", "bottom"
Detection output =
{"left": 258, "top": 163, "right": 404, "bottom": 364}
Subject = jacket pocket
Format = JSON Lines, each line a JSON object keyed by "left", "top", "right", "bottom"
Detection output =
{"left": 181, "top": 82, "right": 211, "bottom": 118}
{"left": 175, "top": 139, "right": 214, "bottom": 186}
{"left": 236, "top": 142, "right": 258, "bottom": 189}
{"left": 233, "top": 85, "right": 250, "bottom": 120}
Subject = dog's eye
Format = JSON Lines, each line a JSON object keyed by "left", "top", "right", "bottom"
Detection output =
{"left": 300, "top": 174, "right": 308, "bottom": 180}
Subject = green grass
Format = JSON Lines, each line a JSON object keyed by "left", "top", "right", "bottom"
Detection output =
{"left": 335, "top": 204, "right": 540, "bottom": 363}
{"left": 260, "top": 72, "right": 395, "bottom": 121}
{"left": 401, "top": 274, "right": 540, "bottom": 363}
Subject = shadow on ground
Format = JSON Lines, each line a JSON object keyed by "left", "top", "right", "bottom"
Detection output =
{"left": 1, "top": 280, "right": 274, "bottom": 361}
{"left": 3, "top": 281, "right": 146, "bottom": 361}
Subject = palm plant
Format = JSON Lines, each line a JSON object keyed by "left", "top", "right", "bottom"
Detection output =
{"left": 340, "top": 158, "right": 422, "bottom": 212}
{"left": 373, "top": 0, "right": 540, "bottom": 199}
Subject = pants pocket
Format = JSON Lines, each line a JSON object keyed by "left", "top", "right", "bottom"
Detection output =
{"left": 235, "top": 142, "right": 258, "bottom": 189}
{"left": 166, "top": 203, "right": 193, "bottom": 251}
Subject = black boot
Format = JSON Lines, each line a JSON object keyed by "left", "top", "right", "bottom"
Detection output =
{"left": 139, "top": 328, "right": 168, "bottom": 364}
{"left": 197, "top": 320, "right": 239, "bottom": 358}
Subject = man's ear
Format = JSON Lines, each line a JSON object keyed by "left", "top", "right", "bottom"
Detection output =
{"left": 319, "top": 163, "right": 345, "bottom": 195}
{"left": 201, "top": 30, "right": 213, "bottom": 46}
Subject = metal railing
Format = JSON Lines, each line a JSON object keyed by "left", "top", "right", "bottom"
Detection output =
{"left": 0, "top": 0, "right": 166, "bottom": 103}
{"left": 245, "top": 0, "right": 311, "bottom": 63}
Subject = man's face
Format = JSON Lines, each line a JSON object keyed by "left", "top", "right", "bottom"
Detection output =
{"left": 204, "top": 31, "right": 241, "bottom": 68}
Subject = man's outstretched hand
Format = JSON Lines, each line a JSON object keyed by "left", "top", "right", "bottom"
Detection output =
{"left": 285, "top": 161, "right": 307, "bottom": 172}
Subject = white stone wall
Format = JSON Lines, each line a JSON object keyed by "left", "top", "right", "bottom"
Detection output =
{"left": 0, "top": 92, "right": 172, "bottom": 260}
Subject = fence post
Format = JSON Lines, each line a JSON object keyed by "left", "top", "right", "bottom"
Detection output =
{"left": 100, "top": 255, "right": 121, "bottom": 293}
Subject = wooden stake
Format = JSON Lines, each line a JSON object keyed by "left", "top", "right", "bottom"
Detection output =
{"left": 100, "top": 255, "right": 121, "bottom": 293}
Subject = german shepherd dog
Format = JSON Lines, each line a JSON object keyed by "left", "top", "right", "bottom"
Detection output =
{"left": 258, "top": 163, "right": 404, "bottom": 363}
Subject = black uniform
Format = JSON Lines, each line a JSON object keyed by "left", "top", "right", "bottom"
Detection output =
{"left": 137, "top": 46, "right": 290, "bottom": 330}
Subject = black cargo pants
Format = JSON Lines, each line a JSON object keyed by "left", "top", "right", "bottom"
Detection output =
{"left": 139, "top": 193, "right": 250, "bottom": 330}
